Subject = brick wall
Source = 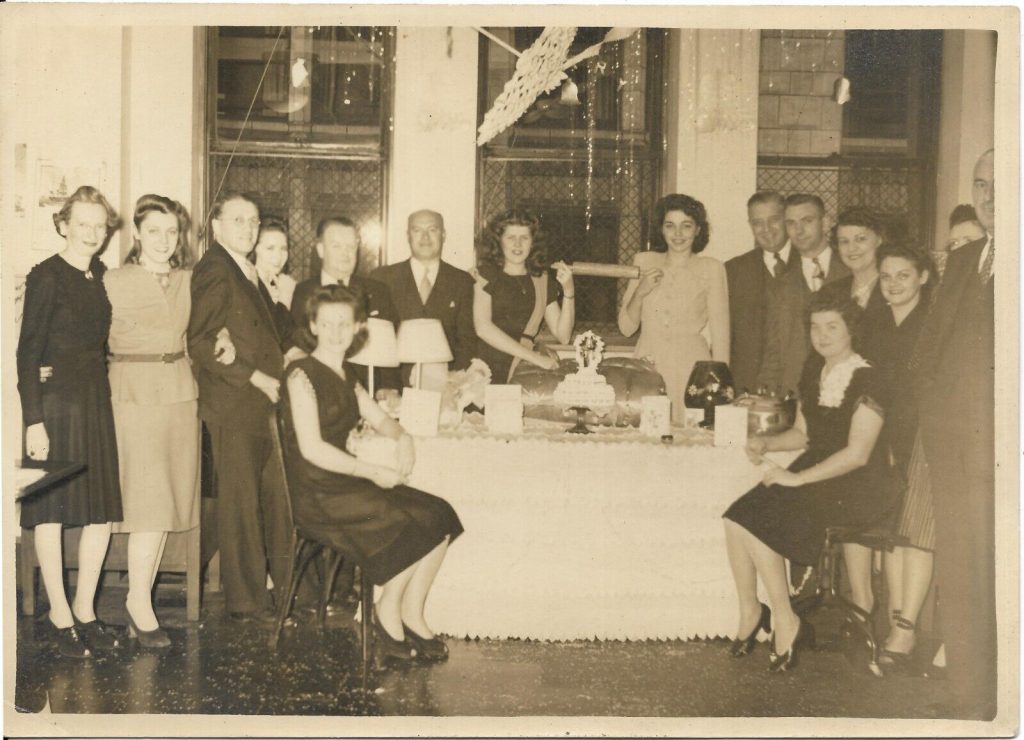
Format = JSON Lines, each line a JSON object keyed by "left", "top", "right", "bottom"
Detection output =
{"left": 758, "top": 30, "right": 845, "bottom": 156}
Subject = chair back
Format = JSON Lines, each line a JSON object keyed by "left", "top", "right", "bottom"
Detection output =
{"left": 269, "top": 406, "right": 298, "bottom": 530}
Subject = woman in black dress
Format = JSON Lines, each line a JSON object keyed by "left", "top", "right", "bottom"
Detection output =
{"left": 722, "top": 290, "right": 897, "bottom": 672}
{"left": 870, "top": 245, "right": 934, "bottom": 669}
{"left": 281, "top": 285, "right": 463, "bottom": 664}
{"left": 17, "top": 186, "right": 123, "bottom": 657}
{"left": 473, "top": 210, "right": 575, "bottom": 383}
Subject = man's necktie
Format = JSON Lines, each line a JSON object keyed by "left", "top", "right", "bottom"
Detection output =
{"left": 773, "top": 253, "right": 785, "bottom": 279}
{"left": 419, "top": 272, "right": 434, "bottom": 305}
{"left": 980, "top": 241, "right": 994, "bottom": 283}
{"left": 811, "top": 257, "right": 825, "bottom": 292}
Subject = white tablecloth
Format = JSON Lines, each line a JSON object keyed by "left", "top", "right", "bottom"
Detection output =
{"left": 357, "top": 421, "right": 796, "bottom": 641}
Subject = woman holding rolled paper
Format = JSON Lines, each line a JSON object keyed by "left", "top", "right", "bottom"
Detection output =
{"left": 473, "top": 209, "right": 575, "bottom": 383}
{"left": 618, "top": 193, "right": 729, "bottom": 423}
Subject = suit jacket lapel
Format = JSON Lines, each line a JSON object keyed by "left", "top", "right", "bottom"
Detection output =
{"left": 424, "top": 262, "right": 447, "bottom": 312}
{"left": 215, "top": 242, "right": 278, "bottom": 337}
{"left": 400, "top": 260, "right": 422, "bottom": 311}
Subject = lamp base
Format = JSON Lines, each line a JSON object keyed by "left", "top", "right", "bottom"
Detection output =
{"left": 699, "top": 403, "right": 716, "bottom": 429}
{"left": 566, "top": 406, "right": 593, "bottom": 434}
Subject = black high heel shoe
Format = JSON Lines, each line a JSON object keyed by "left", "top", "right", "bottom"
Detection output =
{"left": 769, "top": 618, "right": 816, "bottom": 673}
{"left": 73, "top": 614, "right": 121, "bottom": 653}
{"left": 372, "top": 617, "right": 418, "bottom": 668}
{"left": 402, "top": 622, "right": 450, "bottom": 662}
{"left": 729, "top": 603, "right": 771, "bottom": 658}
{"left": 126, "top": 609, "right": 171, "bottom": 649}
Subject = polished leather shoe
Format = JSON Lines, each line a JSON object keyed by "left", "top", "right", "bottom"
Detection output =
{"left": 228, "top": 609, "right": 279, "bottom": 626}
{"left": 372, "top": 617, "right": 418, "bottom": 668}
{"left": 42, "top": 618, "right": 91, "bottom": 659}
{"left": 73, "top": 615, "right": 121, "bottom": 652}
{"left": 769, "top": 618, "right": 816, "bottom": 673}
{"left": 403, "top": 622, "right": 450, "bottom": 662}
{"left": 729, "top": 603, "right": 771, "bottom": 658}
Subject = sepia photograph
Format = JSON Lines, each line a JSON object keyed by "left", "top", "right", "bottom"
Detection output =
{"left": 0, "top": 4, "right": 1018, "bottom": 737}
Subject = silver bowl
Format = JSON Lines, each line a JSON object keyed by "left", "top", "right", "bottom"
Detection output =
{"left": 734, "top": 394, "right": 797, "bottom": 437}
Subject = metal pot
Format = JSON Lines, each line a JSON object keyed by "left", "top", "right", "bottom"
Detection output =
{"left": 734, "top": 394, "right": 797, "bottom": 437}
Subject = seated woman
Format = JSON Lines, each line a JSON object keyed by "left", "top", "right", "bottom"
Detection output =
{"left": 281, "top": 285, "right": 464, "bottom": 664}
{"left": 473, "top": 209, "right": 575, "bottom": 384}
{"left": 722, "top": 290, "right": 896, "bottom": 672}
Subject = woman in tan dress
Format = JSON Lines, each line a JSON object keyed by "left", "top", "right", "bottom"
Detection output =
{"left": 618, "top": 194, "right": 730, "bottom": 423}
{"left": 105, "top": 194, "right": 199, "bottom": 647}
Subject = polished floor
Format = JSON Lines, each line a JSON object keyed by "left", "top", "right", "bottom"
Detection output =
{"left": 13, "top": 578, "right": 965, "bottom": 720}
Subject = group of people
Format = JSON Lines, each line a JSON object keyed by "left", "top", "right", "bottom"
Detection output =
{"left": 17, "top": 189, "right": 465, "bottom": 667}
{"left": 17, "top": 146, "right": 997, "bottom": 713}
{"left": 719, "top": 149, "right": 997, "bottom": 720}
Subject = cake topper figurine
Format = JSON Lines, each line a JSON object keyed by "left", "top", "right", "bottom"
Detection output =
{"left": 573, "top": 330, "right": 605, "bottom": 374}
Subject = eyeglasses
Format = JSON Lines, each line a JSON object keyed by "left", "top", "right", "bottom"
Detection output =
{"left": 221, "top": 216, "right": 261, "bottom": 229}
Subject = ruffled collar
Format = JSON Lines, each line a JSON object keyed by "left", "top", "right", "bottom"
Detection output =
{"left": 818, "top": 353, "right": 870, "bottom": 408}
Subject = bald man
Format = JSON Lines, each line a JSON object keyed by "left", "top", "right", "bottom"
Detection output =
{"left": 371, "top": 210, "right": 477, "bottom": 384}
{"left": 915, "top": 149, "right": 996, "bottom": 719}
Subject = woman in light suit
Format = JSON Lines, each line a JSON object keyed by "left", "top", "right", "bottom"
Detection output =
{"left": 105, "top": 194, "right": 199, "bottom": 647}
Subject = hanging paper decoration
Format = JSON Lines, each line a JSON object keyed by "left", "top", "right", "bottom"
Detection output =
{"left": 476, "top": 27, "right": 578, "bottom": 146}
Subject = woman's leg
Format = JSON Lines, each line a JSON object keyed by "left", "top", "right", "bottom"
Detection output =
{"left": 34, "top": 523, "right": 73, "bottom": 628}
{"left": 725, "top": 520, "right": 800, "bottom": 652}
{"left": 71, "top": 522, "right": 112, "bottom": 623}
{"left": 884, "top": 547, "right": 905, "bottom": 625}
{"left": 127, "top": 531, "right": 168, "bottom": 631}
{"left": 723, "top": 519, "right": 764, "bottom": 639}
{"left": 842, "top": 543, "right": 875, "bottom": 614}
{"left": 886, "top": 547, "right": 934, "bottom": 654}
{"left": 376, "top": 564, "right": 416, "bottom": 641}
{"left": 399, "top": 538, "right": 449, "bottom": 639}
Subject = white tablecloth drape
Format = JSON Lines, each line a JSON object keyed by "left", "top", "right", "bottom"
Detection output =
{"left": 356, "top": 425, "right": 797, "bottom": 641}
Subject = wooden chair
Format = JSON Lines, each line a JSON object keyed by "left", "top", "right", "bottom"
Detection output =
{"left": 267, "top": 409, "right": 374, "bottom": 688}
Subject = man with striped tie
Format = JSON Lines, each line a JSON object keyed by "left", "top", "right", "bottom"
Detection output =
{"left": 758, "top": 193, "right": 850, "bottom": 395}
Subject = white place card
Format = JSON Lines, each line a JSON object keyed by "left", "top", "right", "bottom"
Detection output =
{"left": 714, "top": 404, "right": 749, "bottom": 448}
{"left": 485, "top": 384, "right": 524, "bottom": 435}
{"left": 640, "top": 396, "right": 672, "bottom": 437}
{"left": 399, "top": 387, "right": 442, "bottom": 437}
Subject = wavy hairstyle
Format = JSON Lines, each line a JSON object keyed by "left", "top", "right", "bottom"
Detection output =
{"left": 125, "top": 194, "right": 195, "bottom": 268}
{"left": 299, "top": 284, "right": 369, "bottom": 358}
{"left": 805, "top": 288, "right": 865, "bottom": 350}
{"left": 831, "top": 206, "right": 888, "bottom": 246}
{"left": 477, "top": 209, "right": 549, "bottom": 276}
{"left": 876, "top": 243, "right": 934, "bottom": 298}
{"left": 52, "top": 185, "right": 120, "bottom": 237}
{"left": 649, "top": 193, "right": 710, "bottom": 253}
{"left": 248, "top": 216, "right": 289, "bottom": 266}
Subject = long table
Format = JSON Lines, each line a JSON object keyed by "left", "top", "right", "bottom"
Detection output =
{"left": 357, "top": 420, "right": 796, "bottom": 641}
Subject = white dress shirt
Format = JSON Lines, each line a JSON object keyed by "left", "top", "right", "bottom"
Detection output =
{"left": 762, "top": 242, "right": 793, "bottom": 275}
{"left": 977, "top": 234, "right": 993, "bottom": 274}
{"left": 800, "top": 247, "right": 833, "bottom": 291}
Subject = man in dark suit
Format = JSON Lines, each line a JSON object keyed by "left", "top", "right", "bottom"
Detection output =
{"left": 188, "top": 192, "right": 300, "bottom": 622}
{"left": 725, "top": 191, "right": 798, "bottom": 393}
{"left": 916, "top": 149, "right": 996, "bottom": 719}
{"left": 291, "top": 216, "right": 400, "bottom": 390}
{"left": 758, "top": 193, "right": 850, "bottom": 395}
{"left": 371, "top": 209, "right": 477, "bottom": 386}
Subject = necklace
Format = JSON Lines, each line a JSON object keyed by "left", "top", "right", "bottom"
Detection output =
{"left": 140, "top": 262, "right": 172, "bottom": 290}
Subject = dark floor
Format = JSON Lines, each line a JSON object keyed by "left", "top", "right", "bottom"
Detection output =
{"left": 13, "top": 579, "right": 966, "bottom": 720}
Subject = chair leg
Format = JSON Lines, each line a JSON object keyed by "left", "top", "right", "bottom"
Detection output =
{"left": 272, "top": 537, "right": 319, "bottom": 648}
{"left": 19, "top": 529, "right": 37, "bottom": 616}
{"left": 186, "top": 525, "right": 201, "bottom": 621}
{"left": 318, "top": 550, "right": 345, "bottom": 630}
{"left": 360, "top": 570, "right": 373, "bottom": 689}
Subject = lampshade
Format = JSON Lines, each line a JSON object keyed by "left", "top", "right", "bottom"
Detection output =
{"left": 348, "top": 318, "right": 399, "bottom": 368}
{"left": 396, "top": 318, "right": 454, "bottom": 364}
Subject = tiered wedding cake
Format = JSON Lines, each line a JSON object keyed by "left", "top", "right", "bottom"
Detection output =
{"left": 553, "top": 331, "right": 616, "bottom": 410}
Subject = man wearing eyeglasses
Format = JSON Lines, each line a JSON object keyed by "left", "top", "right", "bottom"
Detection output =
{"left": 188, "top": 191, "right": 300, "bottom": 624}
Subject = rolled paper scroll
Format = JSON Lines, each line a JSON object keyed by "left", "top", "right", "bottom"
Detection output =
{"left": 567, "top": 262, "right": 641, "bottom": 279}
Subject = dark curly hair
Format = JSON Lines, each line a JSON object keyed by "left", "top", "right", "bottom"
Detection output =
{"left": 649, "top": 194, "right": 710, "bottom": 254}
{"left": 477, "top": 209, "right": 549, "bottom": 276}
{"left": 805, "top": 289, "right": 865, "bottom": 351}
{"left": 876, "top": 243, "right": 934, "bottom": 299}
{"left": 831, "top": 206, "right": 887, "bottom": 246}
{"left": 126, "top": 193, "right": 195, "bottom": 268}
{"left": 248, "top": 216, "right": 289, "bottom": 267}
{"left": 300, "top": 284, "right": 369, "bottom": 359}
{"left": 948, "top": 203, "right": 981, "bottom": 229}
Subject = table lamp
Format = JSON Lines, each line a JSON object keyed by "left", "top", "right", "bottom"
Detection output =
{"left": 396, "top": 318, "right": 453, "bottom": 389}
{"left": 348, "top": 317, "right": 399, "bottom": 399}
{"left": 683, "top": 361, "right": 735, "bottom": 429}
